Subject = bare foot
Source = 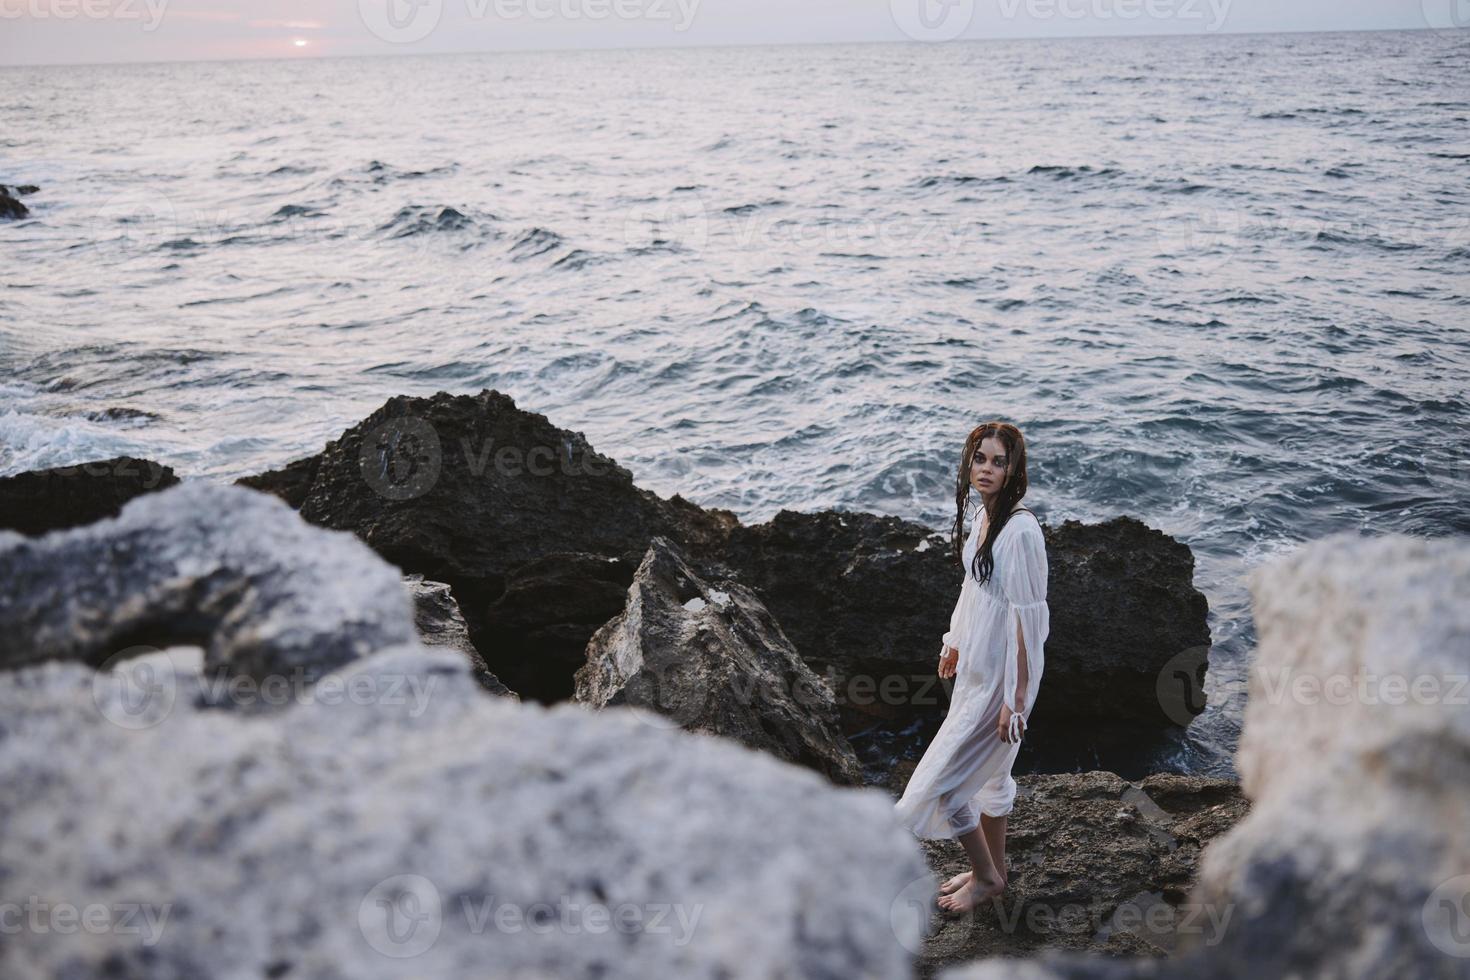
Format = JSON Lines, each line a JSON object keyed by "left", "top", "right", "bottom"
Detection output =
{"left": 939, "top": 868, "right": 1006, "bottom": 895}
{"left": 939, "top": 871, "right": 970, "bottom": 894}
{"left": 936, "top": 870, "right": 1005, "bottom": 912}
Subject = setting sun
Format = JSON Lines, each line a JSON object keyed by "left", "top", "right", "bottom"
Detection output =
{"left": 292, "top": 39, "right": 309, "bottom": 48}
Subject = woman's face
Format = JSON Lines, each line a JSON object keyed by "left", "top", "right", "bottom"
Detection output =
{"left": 969, "top": 435, "right": 1012, "bottom": 496}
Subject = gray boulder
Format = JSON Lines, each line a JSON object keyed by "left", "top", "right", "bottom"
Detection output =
{"left": 575, "top": 536, "right": 866, "bottom": 786}
{"left": 1183, "top": 531, "right": 1470, "bottom": 974}
{"left": 0, "top": 645, "right": 930, "bottom": 979}
{"left": 0, "top": 480, "right": 417, "bottom": 689}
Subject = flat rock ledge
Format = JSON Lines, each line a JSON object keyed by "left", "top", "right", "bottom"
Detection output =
{"left": 873, "top": 757, "right": 1247, "bottom": 975}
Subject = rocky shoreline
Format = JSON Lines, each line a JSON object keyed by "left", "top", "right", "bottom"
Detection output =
{"left": 2, "top": 389, "right": 1216, "bottom": 764}
{"left": 1, "top": 387, "right": 1461, "bottom": 976}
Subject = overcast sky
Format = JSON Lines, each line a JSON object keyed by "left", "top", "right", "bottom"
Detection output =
{"left": 0, "top": 0, "right": 1458, "bottom": 66}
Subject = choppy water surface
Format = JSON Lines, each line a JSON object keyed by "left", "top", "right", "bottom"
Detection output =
{"left": 2, "top": 30, "right": 1467, "bottom": 776}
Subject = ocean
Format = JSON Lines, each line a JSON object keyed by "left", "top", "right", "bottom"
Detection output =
{"left": 1, "top": 28, "right": 1466, "bottom": 777}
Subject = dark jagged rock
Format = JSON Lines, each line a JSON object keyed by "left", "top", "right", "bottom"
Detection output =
{"left": 235, "top": 389, "right": 739, "bottom": 698}
{"left": 235, "top": 390, "right": 1212, "bottom": 765}
{"left": 236, "top": 388, "right": 736, "bottom": 577}
{"left": 235, "top": 451, "right": 319, "bottom": 510}
{"left": 714, "top": 510, "right": 1212, "bottom": 757}
{"left": 880, "top": 769, "right": 1247, "bottom": 976}
{"left": 0, "top": 185, "right": 29, "bottom": 220}
{"left": 1043, "top": 516, "right": 1212, "bottom": 727}
{"left": 83, "top": 405, "right": 163, "bottom": 424}
{"left": 714, "top": 509, "right": 959, "bottom": 730}
{"left": 0, "top": 481, "right": 417, "bottom": 689}
{"left": 0, "top": 456, "right": 179, "bottom": 536}
{"left": 574, "top": 536, "right": 865, "bottom": 786}
{"left": 477, "top": 550, "right": 641, "bottom": 702}
{"left": 403, "top": 572, "right": 517, "bottom": 699}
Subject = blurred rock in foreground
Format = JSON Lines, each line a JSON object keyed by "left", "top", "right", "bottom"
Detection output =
{"left": 0, "top": 646, "right": 929, "bottom": 979}
{"left": 0, "top": 480, "right": 416, "bottom": 687}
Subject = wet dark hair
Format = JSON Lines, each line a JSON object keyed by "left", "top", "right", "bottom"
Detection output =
{"left": 952, "top": 422, "right": 1029, "bottom": 586}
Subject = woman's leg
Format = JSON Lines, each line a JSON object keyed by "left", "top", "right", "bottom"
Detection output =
{"left": 938, "top": 811, "right": 1007, "bottom": 893}
{"left": 936, "top": 823, "right": 1006, "bottom": 911}
{"left": 980, "top": 812, "right": 1008, "bottom": 884}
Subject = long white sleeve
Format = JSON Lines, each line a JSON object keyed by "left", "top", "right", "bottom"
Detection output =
{"left": 997, "top": 518, "right": 1049, "bottom": 734}
{"left": 940, "top": 579, "right": 968, "bottom": 649}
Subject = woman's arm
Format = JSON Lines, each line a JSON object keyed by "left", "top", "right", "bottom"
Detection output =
{"left": 1013, "top": 615, "right": 1029, "bottom": 713}
{"left": 998, "top": 619, "right": 1029, "bottom": 742}
{"left": 996, "top": 518, "right": 1049, "bottom": 743}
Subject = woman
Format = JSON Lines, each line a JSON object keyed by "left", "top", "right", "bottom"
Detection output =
{"left": 892, "top": 421, "right": 1049, "bottom": 913}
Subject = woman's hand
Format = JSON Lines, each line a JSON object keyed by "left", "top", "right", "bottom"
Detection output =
{"left": 998, "top": 703, "right": 1027, "bottom": 743}
{"left": 938, "top": 645, "right": 958, "bottom": 679}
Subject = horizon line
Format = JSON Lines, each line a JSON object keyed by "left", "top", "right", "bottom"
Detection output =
{"left": 0, "top": 23, "right": 1452, "bottom": 71}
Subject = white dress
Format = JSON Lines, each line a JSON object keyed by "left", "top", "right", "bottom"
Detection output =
{"left": 892, "top": 502, "right": 1049, "bottom": 839}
